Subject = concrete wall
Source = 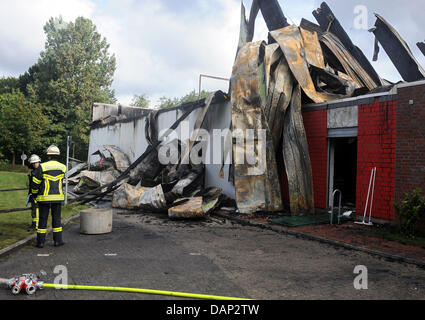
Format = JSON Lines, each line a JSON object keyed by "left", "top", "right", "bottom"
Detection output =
{"left": 327, "top": 106, "right": 358, "bottom": 129}
{"left": 88, "top": 101, "right": 236, "bottom": 200}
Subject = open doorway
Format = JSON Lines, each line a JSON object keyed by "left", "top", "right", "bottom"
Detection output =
{"left": 328, "top": 137, "right": 358, "bottom": 209}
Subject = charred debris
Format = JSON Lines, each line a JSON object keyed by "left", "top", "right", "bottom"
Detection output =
{"left": 69, "top": 1, "right": 425, "bottom": 220}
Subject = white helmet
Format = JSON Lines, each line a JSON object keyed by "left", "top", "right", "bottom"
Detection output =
{"left": 46, "top": 145, "right": 60, "bottom": 156}
{"left": 29, "top": 154, "right": 41, "bottom": 164}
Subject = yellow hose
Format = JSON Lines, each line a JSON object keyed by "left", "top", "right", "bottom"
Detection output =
{"left": 42, "top": 283, "right": 252, "bottom": 300}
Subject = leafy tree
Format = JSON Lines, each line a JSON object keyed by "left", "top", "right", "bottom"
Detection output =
{"left": 0, "top": 90, "right": 48, "bottom": 164}
{"left": 25, "top": 16, "right": 116, "bottom": 160}
{"left": 180, "top": 90, "right": 210, "bottom": 104}
{"left": 0, "top": 77, "right": 19, "bottom": 94}
{"left": 156, "top": 90, "right": 211, "bottom": 109}
{"left": 130, "top": 94, "right": 150, "bottom": 108}
{"left": 18, "top": 64, "right": 40, "bottom": 95}
{"left": 157, "top": 96, "right": 180, "bottom": 110}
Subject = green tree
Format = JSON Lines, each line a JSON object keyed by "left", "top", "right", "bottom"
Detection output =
{"left": 0, "top": 77, "right": 19, "bottom": 94}
{"left": 0, "top": 90, "right": 48, "bottom": 165}
{"left": 156, "top": 96, "right": 180, "bottom": 110}
{"left": 25, "top": 16, "right": 116, "bottom": 159}
{"left": 156, "top": 90, "right": 211, "bottom": 109}
{"left": 179, "top": 90, "right": 210, "bottom": 104}
{"left": 130, "top": 94, "right": 150, "bottom": 108}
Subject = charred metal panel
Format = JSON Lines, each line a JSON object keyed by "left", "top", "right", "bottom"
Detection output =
{"left": 417, "top": 42, "right": 425, "bottom": 58}
{"left": 103, "top": 145, "right": 131, "bottom": 173}
{"left": 168, "top": 198, "right": 205, "bottom": 219}
{"left": 282, "top": 84, "right": 315, "bottom": 215}
{"left": 201, "top": 100, "right": 235, "bottom": 200}
{"left": 313, "top": 2, "right": 382, "bottom": 87}
{"left": 300, "top": 19, "right": 323, "bottom": 36}
{"left": 257, "top": 0, "right": 289, "bottom": 32}
{"left": 88, "top": 117, "right": 148, "bottom": 165}
{"left": 264, "top": 44, "right": 293, "bottom": 150}
{"left": 112, "top": 184, "right": 152, "bottom": 210}
{"left": 373, "top": 14, "right": 425, "bottom": 82}
{"left": 270, "top": 26, "right": 341, "bottom": 103}
{"left": 319, "top": 32, "right": 377, "bottom": 90}
{"left": 236, "top": 1, "right": 260, "bottom": 60}
{"left": 230, "top": 41, "right": 283, "bottom": 214}
{"left": 300, "top": 28, "right": 326, "bottom": 69}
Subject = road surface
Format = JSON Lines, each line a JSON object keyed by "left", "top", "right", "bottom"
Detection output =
{"left": 0, "top": 212, "right": 424, "bottom": 300}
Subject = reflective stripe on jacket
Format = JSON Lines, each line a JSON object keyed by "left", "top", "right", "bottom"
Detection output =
{"left": 31, "top": 161, "right": 67, "bottom": 203}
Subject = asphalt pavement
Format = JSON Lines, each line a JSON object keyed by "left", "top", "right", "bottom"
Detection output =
{"left": 0, "top": 211, "right": 425, "bottom": 300}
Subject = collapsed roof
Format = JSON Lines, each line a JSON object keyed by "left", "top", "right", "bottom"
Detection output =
{"left": 77, "top": 1, "right": 424, "bottom": 217}
{"left": 229, "top": 0, "right": 425, "bottom": 215}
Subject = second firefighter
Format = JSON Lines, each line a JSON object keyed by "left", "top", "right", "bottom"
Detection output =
{"left": 31, "top": 145, "right": 67, "bottom": 248}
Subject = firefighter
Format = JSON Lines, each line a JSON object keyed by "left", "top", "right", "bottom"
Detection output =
{"left": 31, "top": 145, "right": 67, "bottom": 248}
{"left": 27, "top": 155, "right": 41, "bottom": 232}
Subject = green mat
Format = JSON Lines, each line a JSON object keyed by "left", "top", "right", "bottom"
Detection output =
{"left": 269, "top": 213, "right": 353, "bottom": 228}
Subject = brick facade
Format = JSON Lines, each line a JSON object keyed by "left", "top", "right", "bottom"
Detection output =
{"left": 395, "top": 84, "right": 425, "bottom": 228}
{"left": 285, "top": 82, "right": 425, "bottom": 222}
{"left": 302, "top": 109, "right": 328, "bottom": 209}
{"left": 357, "top": 99, "right": 397, "bottom": 220}
{"left": 395, "top": 85, "right": 425, "bottom": 203}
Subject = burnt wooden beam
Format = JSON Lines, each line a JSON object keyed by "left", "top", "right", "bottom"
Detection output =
{"left": 313, "top": 2, "right": 382, "bottom": 87}
{"left": 417, "top": 42, "right": 425, "bottom": 58}
{"left": 372, "top": 14, "right": 425, "bottom": 82}
{"left": 257, "top": 0, "right": 290, "bottom": 32}
{"left": 300, "top": 18, "right": 323, "bottom": 36}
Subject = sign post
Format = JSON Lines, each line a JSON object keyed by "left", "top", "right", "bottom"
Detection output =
{"left": 65, "top": 136, "right": 72, "bottom": 205}
{"left": 21, "top": 153, "right": 27, "bottom": 167}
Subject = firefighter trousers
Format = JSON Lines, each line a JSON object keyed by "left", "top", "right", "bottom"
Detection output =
{"left": 30, "top": 199, "right": 39, "bottom": 228}
{"left": 37, "top": 203, "right": 63, "bottom": 242}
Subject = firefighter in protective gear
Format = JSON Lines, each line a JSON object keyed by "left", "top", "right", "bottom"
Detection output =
{"left": 31, "top": 145, "right": 67, "bottom": 248}
{"left": 27, "top": 155, "right": 41, "bottom": 232}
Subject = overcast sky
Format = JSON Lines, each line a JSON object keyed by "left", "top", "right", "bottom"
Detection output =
{"left": 1, "top": 0, "right": 424, "bottom": 106}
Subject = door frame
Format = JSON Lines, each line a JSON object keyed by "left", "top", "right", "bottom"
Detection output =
{"left": 326, "top": 128, "right": 358, "bottom": 209}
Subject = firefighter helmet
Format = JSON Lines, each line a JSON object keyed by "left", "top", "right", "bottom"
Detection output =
{"left": 29, "top": 154, "right": 41, "bottom": 164}
{"left": 46, "top": 145, "right": 60, "bottom": 156}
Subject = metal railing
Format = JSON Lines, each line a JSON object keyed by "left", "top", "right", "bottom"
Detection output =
{"left": 0, "top": 188, "right": 31, "bottom": 214}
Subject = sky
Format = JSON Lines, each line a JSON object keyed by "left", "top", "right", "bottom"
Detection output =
{"left": 1, "top": 0, "right": 425, "bottom": 107}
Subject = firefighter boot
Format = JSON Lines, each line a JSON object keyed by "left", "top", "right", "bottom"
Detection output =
{"left": 53, "top": 232, "right": 65, "bottom": 247}
{"left": 35, "top": 233, "right": 46, "bottom": 249}
{"left": 28, "top": 221, "right": 37, "bottom": 232}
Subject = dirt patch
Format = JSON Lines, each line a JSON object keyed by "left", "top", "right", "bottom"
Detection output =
{"left": 219, "top": 212, "right": 425, "bottom": 264}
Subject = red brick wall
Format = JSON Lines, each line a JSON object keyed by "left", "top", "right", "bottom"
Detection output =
{"left": 357, "top": 99, "right": 397, "bottom": 221}
{"left": 302, "top": 109, "right": 328, "bottom": 209}
{"left": 395, "top": 85, "right": 425, "bottom": 202}
{"left": 395, "top": 84, "right": 425, "bottom": 228}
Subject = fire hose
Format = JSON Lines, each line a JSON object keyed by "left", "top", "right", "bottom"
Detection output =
{"left": 0, "top": 275, "right": 251, "bottom": 300}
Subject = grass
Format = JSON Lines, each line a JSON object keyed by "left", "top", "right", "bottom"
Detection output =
{"left": 0, "top": 171, "right": 87, "bottom": 250}
{"left": 0, "top": 162, "right": 30, "bottom": 174}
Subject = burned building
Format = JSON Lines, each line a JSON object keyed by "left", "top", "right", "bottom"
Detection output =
{"left": 75, "top": 1, "right": 424, "bottom": 225}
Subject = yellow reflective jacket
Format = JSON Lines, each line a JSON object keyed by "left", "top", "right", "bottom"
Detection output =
{"left": 31, "top": 161, "right": 67, "bottom": 203}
